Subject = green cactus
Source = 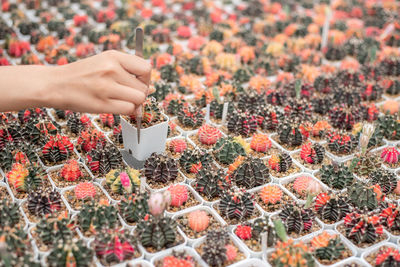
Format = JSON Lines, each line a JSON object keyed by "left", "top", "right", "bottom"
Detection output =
{"left": 213, "top": 137, "right": 246, "bottom": 165}
{"left": 352, "top": 154, "right": 381, "bottom": 177}
{"left": 36, "top": 214, "right": 73, "bottom": 246}
{"left": 179, "top": 148, "right": 210, "bottom": 174}
{"left": 0, "top": 198, "right": 20, "bottom": 228}
{"left": 376, "top": 115, "right": 400, "bottom": 140}
{"left": 136, "top": 215, "right": 178, "bottom": 250}
{"left": 219, "top": 187, "right": 255, "bottom": 221}
{"left": 47, "top": 238, "right": 93, "bottom": 267}
{"left": 105, "top": 168, "right": 141, "bottom": 195}
{"left": 160, "top": 64, "right": 179, "bottom": 82}
{"left": 118, "top": 192, "right": 149, "bottom": 224}
{"left": 348, "top": 182, "right": 378, "bottom": 211}
{"left": 194, "top": 169, "right": 228, "bottom": 199}
{"left": 231, "top": 156, "right": 270, "bottom": 189}
{"left": 319, "top": 162, "right": 354, "bottom": 190}
{"left": 77, "top": 201, "right": 119, "bottom": 235}
{"left": 368, "top": 169, "right": 397, "bottom": 194}
{"left": 150, "top": 82, "right": 172, "bottom": 101}
{"left": 314, "top": 236, "right": 346, "bottom": 262}
{"left": 252, "top": 215, "right": 277, "bottom": 247}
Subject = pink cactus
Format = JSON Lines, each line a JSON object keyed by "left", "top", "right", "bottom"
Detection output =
{"left": 225, "top": 244, "right": 237, "bottom": 261}
{"left": 188, "top": 210, "right": 209, "bottom": 232}
{"left": 293, "top": 176, "right": 313, "bottom": 196}
{"left": 119, "top": 172, "right": 131, "bottom": 189}
{"left": 74, "top": 182, "right": 96, "bottom": 200}
{"left": 198, "top": 124, "right": 222, "bottom": 145}
{"left": 381, "top": 147, "right": 400, "bottom": 165}
{"left": 169, "top": 139, "right": 187, "bottom": 154}
{"left": 167, "top": 184, "right": 188, "bottom": 207}
{"left": 250, "top": 133, "right": 272, "bottom": 152}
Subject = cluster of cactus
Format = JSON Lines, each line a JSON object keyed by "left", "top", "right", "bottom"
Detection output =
{"left": 144, "top": 153, "right": 179, "bottom": 183}
{"left": 77, "top": 128, "right": 107, "bottom": 154}
{"left": 66, "top": 112, "right": 91, "bottom": 135}
{"left": 177, "top": 106, "right": 204, "bottom": 128}
{"left": 160, "top": 65, "right": 179, "bottom": 82}
{"left": 78, "top": 200, "right": 119, "bottom": 234}
{"left": 99, "top": 113, "right": 120, "bottom": 128}
{"left": 194, "top": 169, "right": 228, "bottom": 199}
{"left": 343, "top": 211, "right": 384, "bottom": 244}
{"left": 237, "top": 91, "right": 265, "bottom": 114}
{"left": 118, "top": 192, "right": 149, "bottom": 224}
{"left": 164, "top": 94, "right": 186, "bottom": 116}
{"left": 227, "top": 110, "right": 258, "bottom": 137}
{"left": 329, "top": 104, "right": 362, "bottom": 131}
{"left": 112, "top": 125, "right": 123, "bottom": 144}
{"left": 105, "top": 168, "right": 141, "bottom": 195}
{"left": 268, "top": 152, "right": 292, "bottom": 173}
{"left": 362, "top": 82, "right": 383, "bottom": 101}
{"left": 27, "top": 188, "right": 62, "bottom": 216}
{"left": 352, "top": 154, "right": 381, "bottom": 177}
{"left": 213, "top": 137, "right": 247, "bottom": 165}
{"left": 270, "top": 239, "right": 315, "bottom": 267}
{"left": 23, "top": 119, "right": 60, "bottom": 146}
{"left": 93, "top": 228, "right": 136, "bottom": 265}
{"left": 315, "top": 191, "right": 352, "bottom": 222}
{"left": 381, "top": 146, "right": 400, "bottom": 166}
{"left": 312, "top": 95, "right": 332, "bottom": 115}
{"left": 348, "top": 182, "right": 380, "bottom": 211}
{"left": 319, "top": 162, "right": 354, "bottom": 190}
{"left": 284, "top": 98, "right": 313, "bottom": 121}
{"left": 179, "top": 148, "right": 210, "bottom": 174}
{"left": 197, "top": 124, "right": 222, "bottom": 145}
{"left": 201, "top": 228, "right": 231, "bottom": 266}
{"left": 277, "top": 119, "right": 308, "bottom": 147}
{"left": 59, "top": 160, "right": 83, "bottom": 182}
{"left": 47, "top": 238, "right": 93, "bottom": 267}
{"left": 300, "top": 142, "right": 325, "bottom": 164}
{"left": 35, "top": 214, "right": 73, "bottom": 246}
{"left": 250, "top": 133, "right": 271, "bottom": 153}
{"left": 0, "top": 142, "right": 37, "bottom": 172}
{"left": 86, "top": 143, "right": 122, "bottom": 175}
{"left": 384, "top": 79, "right": 400, "bottom": 95}
{"left": 219, "top": 187, "right": 255, "bottom": 221}
{"left": 326, "top": 131, "right": 358, "bottom": 154}
{"left": 279, "top": 202, "right": 315, "bottom": 235}
{"left": 41, "top": 134, "right": 74, "bottom": 164}
{"left": 231, "top": 156, "right": 270, "bottom": 189}
{"left": 6, "top": 163, "right": 44, "bottom": 192}
{"left": 0, "top": 198, "right": 20, "bottom": 227}
{"left": 210, "top": 100, "right": 234, "bottom": 119}
{"left": 188, "top": 210, "right": 210, "bottom": 232}
{"left": 376, "top": 115, "right": 400, "bottom": 140}
{"left": 368, "top": 169, "right": 397, "bottom": 194}
{"left": 0, "top": 226, "right": 34, "bottom": 259}
{"left": 379, "top": 203, "right": 400, "bottom": 233}
{"left": 17, "top": 108, "right": 46, "bottom": 124}
{"left": 311, "top": 232, "right": 345, "bottom": 262}
{"left": 375, "top": 247, "right": 400, "bottom": 267}
{"left": 130, "top": 97, "right": 162, "bottom": 127}
{"left": 258, "top": 104, "right": 282, "bottom": 131}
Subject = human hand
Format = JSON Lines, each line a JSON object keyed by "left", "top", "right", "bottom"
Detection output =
{"left": 48, "top": 50, "right": 153, "bottom": 115}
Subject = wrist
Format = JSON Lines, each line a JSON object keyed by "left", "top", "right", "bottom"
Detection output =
{"left": 34, "top": 65, "right": 66, "bottom": 109}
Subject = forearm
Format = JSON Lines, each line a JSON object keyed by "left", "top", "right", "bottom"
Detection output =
{"left": 0, "top": 65, "right": 57, "bottom": 112}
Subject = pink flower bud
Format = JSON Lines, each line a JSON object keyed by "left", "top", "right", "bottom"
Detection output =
{"left": 307, "top": 179, "right": 322, "bottom": 195}
{"left": 120, "top": 172, "right": 130, "bottom": 188}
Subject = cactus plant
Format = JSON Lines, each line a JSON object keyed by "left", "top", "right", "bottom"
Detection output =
{"left": 362, "top": 82, "right": 383, "bottom": 101}
{"left": 66, "top": 112, "right": 91, "bottom": 135}
{"left": 179, "top": 148, "right": 210, "bottom": 174}
{"left": 194, "top": 169, "right": 228, "bottom": 200}
{"left": 379, "top": 203, "right": 400, "bottom": 234}
{"left": 201, "top": 228, "right": 230, "bottom": 266}
{"left": 129, "top": 97, "right": 163, "bottom": 127}
{"left": 23, "top": 119, "right": 60, "bottom": 146}
{"left": 235, "top": 224, "right": 252, "bottom": 240}
{"left": 384, "top": 79, "right": 400, "bottom": 95}
{"left": 210, "top": 100, "right": 234, "bottom": 119}
{"left": 343, "top": 211, "right": 384, "bottom": 244}
{"left": 162, "top": 251, "right": 196, "bottom": 267}
{"left": 219, "top": 187, "right": 255, "bottom": 221}
{"left": 77, "top": 128, "right": 107, "bottom": 154}
{"left": 250, "top": 133, "right": 271, "bottom": 153}
{"left": 213, "top": 137, "right": 247, "bottom": 165}
{"left": 78, "top": 200, "right": 119, "bottom": 235}
{"left": 188, "top": 210, "right": 210, "bottom": 232}
{"left": 144, "top": 153, "right": 179, "bottom": 184}
{"left": 300, "top": 142, "right": 325, "bottom": 165}
{"left": 268, "top": 152, "right": 292, "bottom": 173}
{"left": 381, "top": 147, "right": 400, "bottom": 167}
{"left": 353, "top": 154, "right": 381, "bottom": 177}
{"left": 167, "top": 184, "right": 188, "bottom": 207}
{"left": 231, "top": 156, "right": 270, "bottom": 189}
{"left": 177, "top": 106, "right": 204, "bottom": 129}
{"left": 376, "top": 115, "right": 400, "bottom": 140}
{"left": 59, "top": 160, "right": 84, "bottom": 182}
{"left": 284, "top": 98, "right": 313, "bottom": 121}
{"left": 227, "top": 110, "right": 258, "bottom": 137}
{"left": 258, "top": 104, "right": 282, "bottom": 131}
{"left": 86, "top": 143, "right": 122, "bottom": 175}
{"left": 0, "top": 226, "right": 33, "bottom": 258}
{"left": 319, "top": 162, "right": 354, "bottom": 190}
{"left": 99, "top": 113, "right": 120, "bottom": 129}
{"left": 47, "top": 238, "right": 93, "bottom": 267}
{"left": 311, "top": 121, "right": 332, "bottom": 139}
{"left": 270, "top": 239, "right": 315, "bottom": 267}
{"left": 326, "top": 131, "right": 358, "bottom": 155}
{"left": 375, "top": 247, "right": 400, "bottom": 267}
{"left": 259, "top": 184, "right": 283, "bottom": 205}
{"left": 277, "top": 119, "right": 309, "bottom": 148}
{"left": 368, "top": 169, "right": 397, "bottom": 194}
{"left": 0, "top": 198, "right": 20, "bottom": 227}
{"left": 41, "top": 134, "right": 74, "bottom": 164}
{"left": 74, "top": 182, "right": 97, "bottom": 200}
{"left": 118, "top": 192, "right": 150, "bottom": 224}
{"left": 35, "top": 214, "right": 73, "bottom": 246}
{"left": 279, "top": 202, "right": 315, "bottom": 235}
{"left": 329, "top": 104, "right": 362, "bottom": 131}
{"left": 6, "top": 163, "right": 44, "bottom": 192}
{"left": 315, "top": 192, "right": 352, "bottom": 223}
{"left": 293, "top": 176, "right": 313, "bottom": 196}
{"left": 27, "top": 188, "right": 62, "bottom": 216}
{"left": 348, "top": 182, "right": 379, "bottom": 211}
{"left": 169, "top": 139, "right": 187, "bottom": 154}
{"left": 198, "top": 124, "right": 222, "bottom": 145}
{"left": 105, "top": 168, "right": 141, "bottom": 195}
{"left": 311, "top": 232, "right": 345, "bottom": 262}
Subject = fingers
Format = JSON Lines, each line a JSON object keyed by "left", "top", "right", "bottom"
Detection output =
{"left": 111, "top": 84, "right": 146, "bottom": 106}
{"left": 106, "top": 99, "right": 137, "bottom": 115}
{"left": 117, "top": 70, "right": 149, "bottom": 95}
{"left": 105, "top": 50, "right": 152, "bottom": 85}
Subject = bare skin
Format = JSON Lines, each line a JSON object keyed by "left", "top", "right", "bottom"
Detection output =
{"left": 0, "top": 50, "right": 153, "bottom": 115}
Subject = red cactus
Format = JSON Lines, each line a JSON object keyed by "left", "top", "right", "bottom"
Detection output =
{"left": 169, "top": 139, "right": 187, "bottom": 154}
{"left": 259, "top": 185, "right": 283, "bottom": 204}
{"left": 99, "top": 114, "right": 119, "bottom": 128}
{"left": 163, "top": 255, "right": 194, "bottom": 267}
{"left": 314, "top": 192, "right": 330, "bottom": 212}
{"left": 381, "top": 147, "right": 400, "bottom": 165}
{"left": 0, "top": 57, "right": 10, "bottom": 66}
{"left": 74, "top": 182, "right": 96, "bottom": 200}
{"left": 76, "top": 43, "right": 95, "bottom": 58}
{"left": 167, "top": 184, "right": 188, "bottom": 207}
{"left": 198, "top": 124, "right": 222, "bottom": 145}
{"left": 376, "top": 247, "right": 400, "bottom": 266}
{"left": 300, "top": 142, "right": 325, "bottom": 164}
{"left": 188, "top": 210, "right": 210, "bottom": 232}
{"left": 77, "top": 129, "right": 107, "bottom": 153}
{"left": 343, "top": 211, "right": 384, "bottom": 244}
{"left": 250, "top": 133, "right": 272, "bottom": 153}
{"left": 235, "top": 225, "right": 252, "bottom": 240}
{"left": 73, "top": 14, "right": 88, "bottom": 26}
{"left": 42, "top": 134, "right": 74, "bottom": 163}
{"left": 60, "top": 160, "right": 82, "bottom": 182}
{"left": 7, "top": 38, "right": 30, "bottom": 57}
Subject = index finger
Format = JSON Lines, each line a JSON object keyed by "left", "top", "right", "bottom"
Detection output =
{"left": 112, "top": 51, "right": 152, "bottom": 85}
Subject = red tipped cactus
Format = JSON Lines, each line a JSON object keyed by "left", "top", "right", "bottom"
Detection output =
{"left": 167, "top": 184, "right": 188, "bottom": 207}
{"left": 375, "top": 247, "right": 400, "bottom": 266}
{"left": 300, "top": 142, "right": 325, "bottom": 164}
{"left": 235, "top": 225, "right": 252, "bottom": 240}
{"left": 74, "top": 182, "right": 96, "bottom": 200}
{"left": 42, "top": 134, "right": 74, "bottom": 164}
{"left": 163, "top": 255, "right": 195, "bottom": 267}
{"left": 169, "top": 139, "right": 187, "bottom": 154}
{"left": 198, "top": 124, "right": 222, "bottom": 145}
{"left": 99, "top": 113, "right": 120, "bottom": 128}
{"left": 77, "top": 129, "right": 107, "bottom": 154}
{"left": 293, "top": 176, "right": 313, "bottom": 196}
{"left": 250, "top": 133, "right": 272, "bottom": 153}
{"left": 381, "top": 146, "right": 400, "bottom": 166}
{"left": 7, "top": 38, "right": 30, "bottom": 57}
{"left": 188, "top": 210, "right": 210, "bottom": 232}
{"left": 259, "top": 184, "right": 283, "bottom": 204}
{"left": 60, "top": 160, "right": 82, "bottom": 182}
{"left": 268, "top": 153, "right": 292, "bottom": 173}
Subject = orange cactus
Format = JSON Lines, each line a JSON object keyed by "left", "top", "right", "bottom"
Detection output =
{"left": 155, "top": 53, "right": 172, "bottom": 69}
{"left": 238, "top": 46, "right": 255, "bottom": 63}
{"left": 228, "top": 155, "right": 245, "bottom": 174}
{"left": 250, "top": 133, "right": 272, "bottom": 153}
{"left": 311, "top": 231, "right": 336, "bottom": 249}
{"left": 259, "top": 185, "right": 283, "bottom": 204}
{"left": 36, "top": 36, "right": 57, "bottom": 53}
{"left": 312, "top": 121, "right": 332, "bottom": 138}
{"left": 188, "top": 210, "right": 209, "bottom": 232}
{"left": 74, "top": 182, "right": 96, "bottom": 200}
{"left": 249, "top": 76, "right": 271, "bottom": 94}
{"left": 270, "top": 239, "right": 314, "bottom": 267}
{"left": 60, "top": 160, "right": 82, "bottom": 182}
{"left": 202, "top": 40, "right": 223, "bottom": 56}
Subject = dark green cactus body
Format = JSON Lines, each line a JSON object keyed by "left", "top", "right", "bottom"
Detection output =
{"left": 348, "top": 182, "right": 378, "bottom": 211}
{"left": 279, "top": 202, "right": 315, "bottom": 235}
{"left": 119, "top": 192, "right": 149, "bottom": 224}
{"left": 369, "top": 169, "right": 397, "bottom": 194}
{"left": 315, "top": 237, "right": 345, "bottom": 261}
{"left": 213, "top": 137, "right": 246, "bottom": 165}
{"left": 194, "top": 169, "right": 228, "bottom": 199}
{"left": 78, "top": 201, "right": 119, "bottom": 234}
{"left": 36, "top": 215, "right": 73, "bottom": 245}
{"left": 319, "top": 163, "right": 354, "bottom": 190}
{"left": 219, "top": 187, "right": 255, "bottom": 221}
{"left": 136, "top": 215, "right": 177, "bottom": 250}
{"left": 47, "top": 239, "right": 93, "bottom": 267}
{"left": 231, "top": 157, "right": 270, "bottom": 189}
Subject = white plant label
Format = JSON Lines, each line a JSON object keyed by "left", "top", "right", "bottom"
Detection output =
{"left": 205, "top": 104, "right": 210, "bottom": 123}
{"left": 321, "top": 6, "right": 332, "bottom": 50}
{"left": 221, "top": 102, "right": 229, "bottom": 124}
